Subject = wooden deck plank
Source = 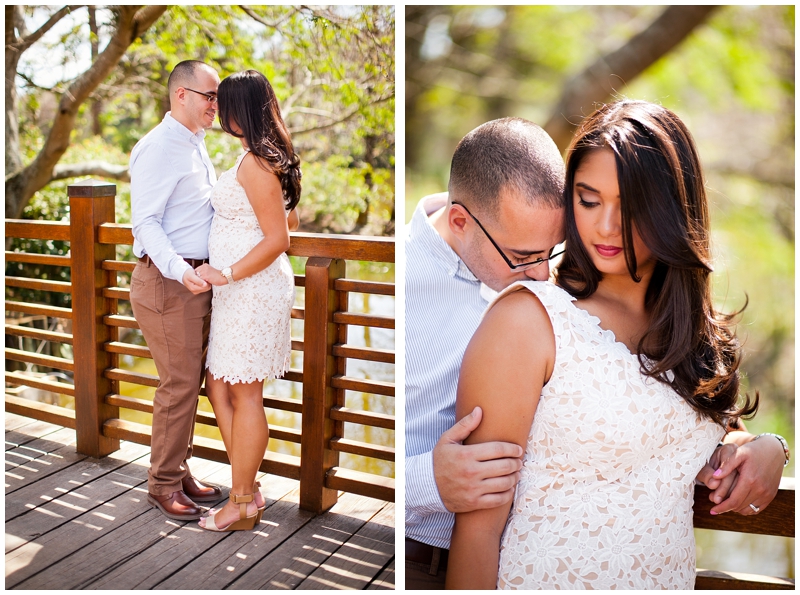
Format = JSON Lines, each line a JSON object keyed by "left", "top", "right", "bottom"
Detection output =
{"left": 4, "top": 420, "right": 396, "bottom": 591}
{"left": 84, "top": 468, "right": 301, "bottom": 590}
{"left": 227, "top": 492, "right": 387, "bottom": 590}
{"left": 5, "top": 418, "right": 66, "bottom": 449}
{"left": 5, "top": 412, "right": 50, "bottom": 433}
{"left": 154, "top": 487, "right": 317, "bottom": 590}
{"left": 366, "top": 558, "right": 395, "bottom": 590}
{"left": 5, "top": 427, "right": 76, "bottom": 467}
{"left": 6, "top": 443, "right": 86, "bottom": 496}
{"left": 5, "top": 440, "right": 149, "bottom": 520}
{"left": 6, "top": 462, "right": 152, "bottom": 587}
{"left": 297, "top": 502, "right": 394, "bottom": 590}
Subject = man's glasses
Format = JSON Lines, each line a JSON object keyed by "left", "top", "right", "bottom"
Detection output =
{"left": 184, "top": 88, "right": 218, "bottom": 105}
{"left": 452, "top": 200, "right": 564, "bottom": 271}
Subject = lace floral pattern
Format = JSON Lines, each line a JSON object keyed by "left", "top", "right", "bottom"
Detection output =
{"left": 494, "top": 281, "right": 723, "bottom": 590}
{"left": 206, "top": 152, "right": 294, "bottom": 384}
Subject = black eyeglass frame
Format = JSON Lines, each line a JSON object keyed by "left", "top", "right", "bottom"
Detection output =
{"left": 184, "top": 87, "right": 218, "bottom": 104}
{"left": 451, "top": 200, "right": 565, "bottom": 270}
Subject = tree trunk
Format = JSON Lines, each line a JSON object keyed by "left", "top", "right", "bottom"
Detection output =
{"left": 88, "top": 6, "right": 102, "bottom": 136}
{"left": 544, "top": 6, "right": 719, "bottom": 152}
{"left": 5, "top": 5, "right": 167, "bottom": 220}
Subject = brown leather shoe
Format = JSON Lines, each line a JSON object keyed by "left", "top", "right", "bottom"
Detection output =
{"left": 182, "top": 476, "right": 223, "bottom": 503}
{"left": 147, "top": 490, "right": 203, "bottom": 520}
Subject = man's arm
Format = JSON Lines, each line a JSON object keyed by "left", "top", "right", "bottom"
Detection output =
{"left": 131, "top": 142, "right": 196, "bottom": 286}
{"left": 406, "top": 408, "right": 522, "bottom": 523}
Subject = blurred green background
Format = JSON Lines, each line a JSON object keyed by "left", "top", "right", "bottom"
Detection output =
{"left": 406, "top": 5, "right": 794, "bottom": 578}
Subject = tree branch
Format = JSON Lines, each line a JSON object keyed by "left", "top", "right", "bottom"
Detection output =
{"left": 290, "top": 93, "right": 394, "bottom": 136}
{"left": 544, "top": 5, "right": 720, "bottom": 151}
{"left": 51, "top": 160, "right": 130, "bottom": 182}
{"left": 238, "top": 5, "right": 304, "bottom": 30}
{"left": 14, "top": 6, "right": 82, "bottom": 54}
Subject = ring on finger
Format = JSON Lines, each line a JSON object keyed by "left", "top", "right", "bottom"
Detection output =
{"left": 749, "top": 503, "right": 760, "bottom": 513}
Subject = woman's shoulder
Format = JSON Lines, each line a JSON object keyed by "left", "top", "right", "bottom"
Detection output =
{"left": 489, "top": 280, "right": 575, "bottom": 318}
{"left": 236, "top": 152, "right": 281, "bottom": 192}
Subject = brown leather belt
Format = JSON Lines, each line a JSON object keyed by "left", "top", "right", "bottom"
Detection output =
{"left": 139, "top": 255, "right": 209, "bottom": 268}
{"left": 406, "top": 538, "right": 449, "bottom": 570}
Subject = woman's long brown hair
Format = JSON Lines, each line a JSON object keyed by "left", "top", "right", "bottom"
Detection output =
{"left": 556, "top": 100, "right": 757, "bottom": 426}
{"left": 217, "top": 70, "right": 301, "bottom": 211}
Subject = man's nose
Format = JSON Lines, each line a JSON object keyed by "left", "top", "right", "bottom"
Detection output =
{"left": 524, "top": 261, "right": 549, "bottom": 281}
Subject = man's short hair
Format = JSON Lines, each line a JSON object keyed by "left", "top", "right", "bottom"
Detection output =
{"left": 167, "top": 60, "right": 212, "bottom": 95}
{"left": 448, "top": 118, "right": 566, "bottom": 219}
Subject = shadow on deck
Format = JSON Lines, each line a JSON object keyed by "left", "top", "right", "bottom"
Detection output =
{"left": 5, "top": 413, "right": 394, "bottom": 590}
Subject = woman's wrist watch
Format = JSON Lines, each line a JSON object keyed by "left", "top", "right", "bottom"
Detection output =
{"left": 221, "top": 266, "right": 235, "bottom": 285}
{"left": 752, "top": 432, "right": 790, "bottom": 467}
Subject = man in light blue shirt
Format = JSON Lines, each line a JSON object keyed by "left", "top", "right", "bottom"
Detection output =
{"left": 405, "top": 118, "right": 788, "bottom": 588}
{"left": 130, "top": 60, "right": 223, "bottom": 520}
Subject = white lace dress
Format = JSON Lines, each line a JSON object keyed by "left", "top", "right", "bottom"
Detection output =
{"left": 493, "top": 281, "right": 723, "bottom": 590}
{"left": 205, "top": 152, "right": 294, "bottom": 384}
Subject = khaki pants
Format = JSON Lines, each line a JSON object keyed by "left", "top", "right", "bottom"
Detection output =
{"left": 130, "top": 260, "right": 212, "bottom": 496}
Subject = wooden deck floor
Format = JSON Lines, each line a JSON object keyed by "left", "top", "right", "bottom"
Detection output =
{"left": 5, "top": 412, "right": 395, "bottom": 590}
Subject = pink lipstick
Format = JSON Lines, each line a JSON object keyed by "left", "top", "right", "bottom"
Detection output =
{"left": 595, "top": 244, "right": 622, "bottom": 257}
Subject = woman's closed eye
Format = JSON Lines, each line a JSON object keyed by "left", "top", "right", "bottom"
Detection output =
{"left": 577, "top": 194, "right": 600, "bottom": 208}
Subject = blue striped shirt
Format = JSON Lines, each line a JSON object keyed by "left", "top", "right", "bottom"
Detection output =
{"left": 405, "top": 193, "right": 491, "bottom": 549}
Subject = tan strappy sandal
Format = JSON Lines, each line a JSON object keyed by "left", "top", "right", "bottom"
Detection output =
{"left": 254, "top": 480, "right": 265, "bottom": 524}
{"left": 201, "top": 493, "right": 258, "bottom": 532}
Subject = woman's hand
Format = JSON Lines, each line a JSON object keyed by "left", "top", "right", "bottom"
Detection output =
{"left": 195, "top": 264, "right": 228, "bottom": 286}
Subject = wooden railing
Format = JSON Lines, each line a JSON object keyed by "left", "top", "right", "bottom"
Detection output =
{"left": 5, "top": 179, "right": 394, "bottom": 514}
{"left": 693, "top": 478, "right": 794, "bottom": 589}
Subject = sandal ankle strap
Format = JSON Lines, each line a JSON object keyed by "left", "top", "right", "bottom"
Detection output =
{"left": 230, "top": 493, "right": 254, "bottom": 520}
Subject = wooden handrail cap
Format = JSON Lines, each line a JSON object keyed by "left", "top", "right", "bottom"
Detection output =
{"left": 68, "top": 179, "right": 117, "bottom": 197}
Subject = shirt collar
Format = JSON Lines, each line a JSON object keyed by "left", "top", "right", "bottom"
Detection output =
{"left": 163, "top": 112, "right": 206, "bottom": 144}
{"left": 411, "top": 194, "right": 479, "bottom": 283}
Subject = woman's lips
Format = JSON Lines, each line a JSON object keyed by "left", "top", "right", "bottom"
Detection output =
{"left": 595, "top": 244, "right": 622, "bottom": 257}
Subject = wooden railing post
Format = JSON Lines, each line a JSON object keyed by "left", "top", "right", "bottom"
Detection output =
{"left": 69, "top": 179, "right": 119, "bottom": 457}
{"left": 300, "top": 256, "right": 346, "bottom": 513}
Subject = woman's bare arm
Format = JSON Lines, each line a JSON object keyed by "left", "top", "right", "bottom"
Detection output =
{"left": 196, "top": 153, "right": 290, "bottom": 285}
{"left": 446, "top": 288, "right": 555, "bottom": 590}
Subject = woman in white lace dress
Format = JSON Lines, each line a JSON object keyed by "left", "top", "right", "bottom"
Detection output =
{"left": 447, "top": 101, "right": 758, "bottom": 588}
{"left": 194, "top": 70, "right": 301, "bottom": 532}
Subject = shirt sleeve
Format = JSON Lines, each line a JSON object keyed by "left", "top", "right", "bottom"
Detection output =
{"left": 405, "top": 450, "right": 449, "bottom": 520}
{"left": 130, "top": 141, "right": 192, "bottom": 283}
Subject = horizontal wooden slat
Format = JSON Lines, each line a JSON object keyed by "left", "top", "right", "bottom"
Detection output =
{"left": 294, "top": 274, "right": 305, "bottom": 287}
{"left": 105, "top": 367, "right": 158, "bottom": 387}
{"left": 4, "top": 394, "right": 76, "bottom": 429}
{"left": 282, "top": 369, "right": 303, "bottom": 383}
{"left": 4, "top": 324, "right": 73, "bottom": 344}
{"left": 333, "top": 279, "right": 395, "bottom": 296}
{"left": 5, "top": 251, "right": 71, "bottom": 266}
{"left": 291, "top": 307, "right": 304, "bottom": 320}
{"left": 97, "top": 223, "right": 133, "bottom": 245}
{"left": 330, "top": 437, "right": 394, "bottom": 461}
{"left": 332, "top": 375, "right": 394, "bottom": 397}
{"left": 97, "top": 225, "right": 396, "bottom": 264}
{"left": 101, "top": 260, "right": 135, "bottom": 272}
{"left": 330, "top": 406, "right": 395, "bottom": 430}
{"left": 695, "top": 569, "right": 794, "bottom": 590}
{"left": 104, "top": 314, "right": 138, "bottom": 329}
{"left": 102, "top": 418, "right": 301, "bottom": 480}
{"left": 5, "top": 219, "right": 71, "bottom": 241}
{"left": 5, "top": 276, "right": 72, "bottom": 293}
{"left": 5, "top": 300, "right": 72, "bottom": 319}
{"left": 4, "top": 347, "right": 75, "bottom": 372}
{"left": 263, "top": 395, "right": 303, "bottom": 414}
{"left": 693, "top": 482, "right": 794, "bottom": 537}
{"left": 333, "top": 311, "right": 394, "bottom": 329}
{"left": 291, "top": 340, "right": 304, "bottom": 352}
{"left": 105, "top": 341, "right": 151, "bottom": 358}
{"left": 288, "top": 232, "right": 394, "bottom": 263}
{"left": 325, "top": 466, "right": 394, "bottom": 502}
{"left": 5, "top": 371, "right": 76, "bottom": 397}
{"left": 333, "top": 344, "right": 394, "bottom": 364}
{"left": 103, "top": 393, "right": 301, "bottom": 443}
{"left": 103, "top": 287, "right": 130, "bottom": 300}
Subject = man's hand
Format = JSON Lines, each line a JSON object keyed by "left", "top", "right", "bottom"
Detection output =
{"left": 182, "top": 268, "right": 211, "bottom": 294}
{"left": 696, "top": 437, "right": 784, "bottom": 515}
{"left": 432, "top": 406, "right": 524, "bottom": 513}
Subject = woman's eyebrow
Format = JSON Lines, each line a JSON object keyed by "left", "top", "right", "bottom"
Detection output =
{"left": 575, "top": 181, "right": 599, "bottom": 193}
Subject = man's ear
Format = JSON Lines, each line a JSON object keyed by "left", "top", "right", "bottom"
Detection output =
{"left": 448, "top": 203, "right": 469, "bottom": 239}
